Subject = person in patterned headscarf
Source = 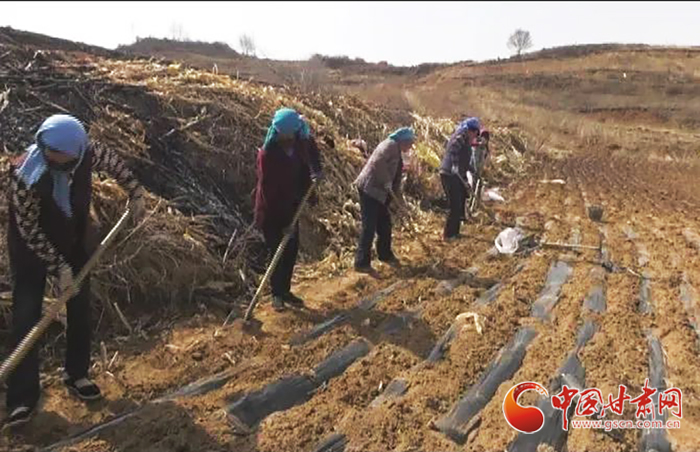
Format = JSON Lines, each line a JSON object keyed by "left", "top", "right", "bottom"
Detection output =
{"left": 4, "top": 114, "right": 146, "bottom": 428}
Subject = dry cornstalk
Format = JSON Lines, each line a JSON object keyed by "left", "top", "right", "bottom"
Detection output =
{"left": 185, "top": 339, "right": 202, "bottom": 352}
{"left": 455, "top": 312, "right": 484, "bottom": 335}
{"left": 222, "top": 352, "right": 236, "bottom": 365}
{"left": 112, "top": 301, "right": 133, "bottom": 335}
{"left": 108, "top": 351, "right": 119, "bottom": 371}
{"left": 222, "top": 228, "right": 238, "bottom": 265}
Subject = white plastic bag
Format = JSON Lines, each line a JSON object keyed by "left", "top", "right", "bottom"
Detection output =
{"left": 482, "top": 188, "right": 505, "bottom": 203}
{"left": 539, "top": 179, "right": 566, "bottom": 185}
{"left": 495, "top": 227, "right": 525, "bottom": 254}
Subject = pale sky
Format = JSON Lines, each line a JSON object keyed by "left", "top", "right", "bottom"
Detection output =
{"left": 2, "top": 1, "right": 699, "bottom": 66}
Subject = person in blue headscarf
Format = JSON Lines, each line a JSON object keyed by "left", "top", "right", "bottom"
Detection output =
{"left": 353, "top": 127, "right": 415, "bottom": 273}
{"left": 439, "top": 117, "right": 482, "bottom": 241}
{"left": 254, "top": 107, "right": 323, "bottom": 312}
{"left": 4, "top": 114, "right": 146, "bottom": 428}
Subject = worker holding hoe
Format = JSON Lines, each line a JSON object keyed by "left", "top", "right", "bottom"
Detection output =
{"left": 4, "top": 114, "right": 146, "bottom": 427}
{"left": 439, "top": 117, "right": 482, "bottom": 241}
{"left": 253, "top": 108, "right": 323, "bottom": 312}
{"left": 353, "top": 127, "right": 414, "bottom": 273}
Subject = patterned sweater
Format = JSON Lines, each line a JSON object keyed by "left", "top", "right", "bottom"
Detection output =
{"left": 439, "top": 131, "right": 475, "bottom": 178}
{"left": 5, "top": 142, "right": 140, "bottom": 274}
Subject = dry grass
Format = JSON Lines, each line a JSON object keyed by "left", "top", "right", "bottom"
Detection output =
{"left": 431, "top": 48, "right": 700, "bottom": 79}
{"left": 310, "top": 46, "right": 699, "bottom": 169}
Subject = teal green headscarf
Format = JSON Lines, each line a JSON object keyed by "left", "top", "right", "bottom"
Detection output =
{"left": 263, "top": 107, "right": 310, "bottom": 150}
{"left": 389, "top": 127, "right": 415, "bottom": 143}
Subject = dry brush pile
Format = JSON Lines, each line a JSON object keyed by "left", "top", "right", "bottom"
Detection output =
{"left": 0, "top": 42, "right": 416, "bottom": 329}
{"left": 0, "top": 39, "right": 528, "bottom": 334}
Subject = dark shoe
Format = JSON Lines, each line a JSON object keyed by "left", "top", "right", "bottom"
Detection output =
{"left": 379, "top": 255, "right": 401, "bottom": 267}
{"left": 284, "top": 292, "right": 305, "bottom": 308}
{"left": 271, "top": 296, "right": 286, "bottom": 312}
{"left": 64, "top": 377, "right": 102, "bottom": 401}
{"left": 444, "top": 234, "right": 464, "bottom": 243}
{"left": 4, "top": 405, "right": 34, "bottom": 429}
{"left": 354, "top": 264, "right": 374, "bottom": 274}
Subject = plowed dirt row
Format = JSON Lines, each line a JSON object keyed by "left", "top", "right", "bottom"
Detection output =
{"left": 563, "top": 150, "right": 700, "bottom": 452}
{"left": 555, "top": 157, "right": 648, "bottom": 452}
{"left": 627, "top": 217, "right": 700, "bottom": 452}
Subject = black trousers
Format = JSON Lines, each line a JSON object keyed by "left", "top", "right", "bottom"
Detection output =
{"left": 354, "top": 190, "right": 394, "bottom": 267}
{"left": 441, "top": 174, "right": 468, "bottom": 239}
{"left": 7, "top": 256, "right": 91, "bottom": 410}
{"left": 262, "top": 222, "right": 300, "bottom": 297}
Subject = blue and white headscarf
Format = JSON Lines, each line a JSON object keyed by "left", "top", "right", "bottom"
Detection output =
{"left": 15, "top": 114, "right": 89, "bottom": 218}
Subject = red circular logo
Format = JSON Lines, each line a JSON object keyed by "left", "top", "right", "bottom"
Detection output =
{"left": 503, "top": 381, "right": 548, "bottom": 434}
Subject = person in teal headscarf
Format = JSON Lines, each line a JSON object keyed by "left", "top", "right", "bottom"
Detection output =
{"left": 262, "top": 107, "right": 312, "bottom": 151}
{"left": 254, "top": 107, "right": 324, "bottom": 312}
{"left": 353, "top": 127, "right": 415, "bottom": 273}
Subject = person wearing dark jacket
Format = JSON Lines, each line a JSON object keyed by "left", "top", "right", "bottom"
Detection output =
{"left": 4, "top": 114, "right": 145, "bottom": 428}
{"left": 353, "top": 127, "right": 414, "bottom": 273}
{"left": 253, "top": 108, "right": 323, "bottom": 312}
{"left": 439, "top": 117, "right": 481, "bottom": 241}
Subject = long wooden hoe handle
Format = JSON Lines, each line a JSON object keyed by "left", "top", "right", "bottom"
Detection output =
{"left": 232, "top": 180, "right": 318, "bottom": 325}
{"left": 0, "top": 208, "right": 132, "bottom": 384}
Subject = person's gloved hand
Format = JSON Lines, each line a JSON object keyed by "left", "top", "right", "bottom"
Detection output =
{"left": 59, "top": 264, "right": 75, "bottom": 298}
{"left": 451, "top": 164, "right": 459, "bottom": 175}
{"left": 128, "top": 186, "right": 147, "bottom": 223}
{"left": 466, "top": 171, "right": 475, "bottom": 189}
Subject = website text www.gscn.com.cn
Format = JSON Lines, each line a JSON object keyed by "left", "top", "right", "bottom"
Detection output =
{"left": 502, "top": 379, "right": 683, "bottom": 434}
{"left": 571, "top": 418, "right": 681, "bottom": 432}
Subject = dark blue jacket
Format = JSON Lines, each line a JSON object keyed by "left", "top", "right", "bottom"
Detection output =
{"left": 439, "top": 131, "right": 474, "bottom": 177}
